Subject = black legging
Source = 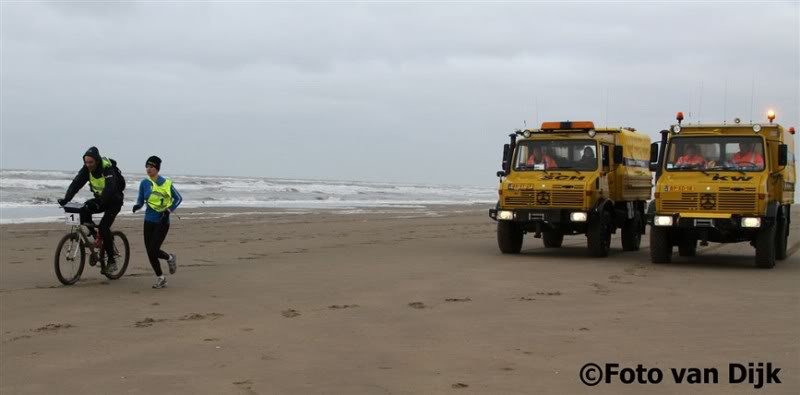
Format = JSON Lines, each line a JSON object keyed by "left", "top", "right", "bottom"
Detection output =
{"left": 144, "top": 220, "right": 171, "bottom": 276}
{"left": 80, "top": 198, "right": 121, "bottom": 263}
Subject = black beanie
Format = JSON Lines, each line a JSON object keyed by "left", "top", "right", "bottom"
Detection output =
{"left": 83, "top": 146, "right": 101, "bottom": 163}
{"left": 146, "top": 155, "right": 162, "bottom": 170}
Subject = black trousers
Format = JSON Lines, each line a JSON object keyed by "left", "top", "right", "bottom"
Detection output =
{"left": 80, "top": 198, "right": 121, "bottom": 263}
{"left": 144, "top": 220, "right": 171, "bottom": 276}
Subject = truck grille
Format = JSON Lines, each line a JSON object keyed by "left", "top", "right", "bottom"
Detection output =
{"left": 659, "top": 192, "right": 757, "bottom": 213}
{"left": 717, "top": 193, "right": 757, "bottom": 211}
{"left": 503, "top": 190, "right": 584, "bottom": 208}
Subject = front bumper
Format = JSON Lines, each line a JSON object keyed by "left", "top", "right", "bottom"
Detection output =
{"left": 489, "top": 208, "right": 589, "bottom": 232}
{"left": 647, "top": 213, "right": 771, "bottom": 230}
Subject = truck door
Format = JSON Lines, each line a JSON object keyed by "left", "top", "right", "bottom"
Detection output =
{"left": 601, "top": 144, "right": 612, "bottom": 197}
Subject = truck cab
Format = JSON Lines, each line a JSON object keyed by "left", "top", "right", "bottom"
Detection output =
{"left": 489, "top": 121, "right": 652, "bottom": 257}
{"left": 648, "top": 111, "right": 796, "bottom": 268}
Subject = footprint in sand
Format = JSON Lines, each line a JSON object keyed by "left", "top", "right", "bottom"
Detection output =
{"left": 281, "top": 309, "right": 301, "bottom": 318}
{"left": 518, "top": 296, "right": 536, "bottom": 301}
{"left": 34, "top": 323, "right": 73, "bottom": 332}
{"left": 328, "top": 304, "right": 360, "bottom": 309}
{"left": 135, "top": 317, "right": 167, "bottom": 328}
{"left": 203, "top": 338, "right": 220, "bottom": 342}
{"left": 445, "top": 297, "right": 471, "bottom": 302}
{"left": 180, "top": 312, "right": 224, "bottom": 321}
{"left": 408, "top": 302, "right": 426, "bottom": 309}
{"left": 452, "top": 383, "right": 469, "bottom": 389}
{"left": 591, "top": 283, "right": 611, "bottom": 295}
{"left": 233, "top": 379, "right": 259, "bottom": 395}
{"left": 535, "top": 291, "right": 562, "bottom": 296}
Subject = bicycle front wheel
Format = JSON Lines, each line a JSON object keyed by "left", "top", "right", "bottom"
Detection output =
{"left": 54, "top": 233, "right": 86, "bottom": 285}
{"left": 103, "top": 231, "right": 130, "bottom": 280}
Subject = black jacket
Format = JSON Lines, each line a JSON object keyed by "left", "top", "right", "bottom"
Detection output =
{"left": 63, "top": 147, "right": 123, "bottom": 207}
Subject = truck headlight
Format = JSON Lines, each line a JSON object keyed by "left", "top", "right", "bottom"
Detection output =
{"left": 741, "top": 217, "right": 761, "bottom": 228}
{"left": 570, "top": 212, "right": 587, "bottom": 222}
{"left": 497, "top": 210, "right": 514, "bottom": 220}
{"left": 654, "top": 215, "right": 674, "bottom": 226}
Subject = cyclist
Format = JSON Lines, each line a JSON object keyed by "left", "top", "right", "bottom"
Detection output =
{"left": 132, "top": 155, "right": 183, "bottom": 289}
{"left": 58, "top": 146, "right": 125, "bottom": 275}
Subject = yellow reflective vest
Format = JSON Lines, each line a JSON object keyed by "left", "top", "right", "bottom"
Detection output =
{"left": 146, "top": 178, "right": 173, "bottom": 213}
{"left": 88, "top": 158, "right": 112, "bottom": 197}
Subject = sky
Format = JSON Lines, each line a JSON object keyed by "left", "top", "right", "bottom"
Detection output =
{"left": 1, "top": 1, "right": 798, "bottom": 187}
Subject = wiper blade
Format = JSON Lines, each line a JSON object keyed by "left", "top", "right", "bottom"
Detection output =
{"left": 707, "top": 166, "right": 745, "bottom": 175}
{"left": 556, "top": 166, "right": 581, "bottom": 174}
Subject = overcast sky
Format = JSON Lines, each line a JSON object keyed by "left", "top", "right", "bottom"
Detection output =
{"left": 2, "top": 1, "right": 798, "bottom": 186}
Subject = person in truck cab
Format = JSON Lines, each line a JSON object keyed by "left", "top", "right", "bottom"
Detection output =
{"left": 675, "top": 144, "right": 706, "bottom": 168}
{"left": 526, "top": 145, "right": 557, "bottom": 168}
{"left": 731, "top": 142, "right": 764, "bottom": 169}
{"left": 578, "top": 146, "right": 596, "bottom": 167}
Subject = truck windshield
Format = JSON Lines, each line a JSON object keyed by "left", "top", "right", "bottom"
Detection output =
{"left": 665, "top": 136, "right": 765, "bottom": 172}
{"left": 514, "top": 140, "right": 597, "bottom": 171}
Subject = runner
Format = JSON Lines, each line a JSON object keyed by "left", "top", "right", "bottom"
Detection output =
{"left": 132, "top": 156, "right": 183, "bottom": 289}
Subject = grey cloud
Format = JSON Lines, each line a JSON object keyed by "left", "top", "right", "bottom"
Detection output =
{"left": 1, "top": 2, "right": 797, "bottom": 186}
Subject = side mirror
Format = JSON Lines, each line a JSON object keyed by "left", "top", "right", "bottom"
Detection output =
{"left": 649, "top": 163, "right": 659, "bottom": 172}
{"left": 778, "top": 144, "right": 788, "bottom": 166}
{"left": 502, "top": 144, "right": 510, "bottom": 172}
{"left": 613, "top": 146, "right": 624, "bottom": 165}
{"left": 650, "top": 142, "right": 659, "bottom": 163}
{"left": 496, "top": 170, "right": 506, "bottom": 177}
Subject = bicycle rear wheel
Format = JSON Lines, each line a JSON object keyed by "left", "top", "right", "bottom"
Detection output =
{"left": 54, "top": 233, "right": 86, "bottom": 285}
{"left": 102, "top": 231, "right": 130, "bottom": 280}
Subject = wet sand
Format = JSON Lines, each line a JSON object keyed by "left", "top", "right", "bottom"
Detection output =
{"left": 1, "top": 205, "right": 798, "bottom": 394}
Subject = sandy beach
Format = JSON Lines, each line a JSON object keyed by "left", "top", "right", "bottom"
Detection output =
{"left": 1, "top": 205, "right": 798, "bottom": 394}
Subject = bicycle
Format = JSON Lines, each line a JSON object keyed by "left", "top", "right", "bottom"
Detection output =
{"left": 54, "top": 202, "right": 130, "bottom": 285}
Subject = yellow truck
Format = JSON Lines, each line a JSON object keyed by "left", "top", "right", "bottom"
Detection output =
{"left": 647, "top": 111, "right": 796, "bottom": 268}
{"left": 489, "top": 121, "right": 652, "bottom": 257}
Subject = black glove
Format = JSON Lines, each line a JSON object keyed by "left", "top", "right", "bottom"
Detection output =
{"left": 57, "top": 198, "right": 68, "bottom": 207}
{"left": 161, "top": 210, "right": 171, "bottom": 221}
{"left": 132, "top": 204, "right": 142, "bottom": 213}
{"left": 84, "top": 201, "right": 100, "bottom": 212}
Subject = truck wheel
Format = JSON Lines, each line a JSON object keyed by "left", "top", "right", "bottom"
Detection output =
{"left": 621, "top": 211, "right": 642, "bottom": 251}
{"left": 775, "top": 211, "right": 788, "bottom": 261}
{"left": 497, "top": 221, "right": 523, "bottom": 254}
{"left": 650, "top": 226, "right": 672, "bottom": 263}
{"left": 678, "top": 236, "right": 697, "bottom": 257}
{"left": 755, "top": 223, "right": 776, "bottom": 269}
{"left": 587, "top": 211, "right": 612, "bottom": 257}
{"left": 542, "top": 231, "right": 564, "bottom": 248}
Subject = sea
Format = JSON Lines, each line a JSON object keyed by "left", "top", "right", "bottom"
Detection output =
{"left": 0, "top": 169, "right": 496, "bottom": 224}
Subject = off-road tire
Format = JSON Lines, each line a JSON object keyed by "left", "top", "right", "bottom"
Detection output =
{"left": 755, "top": 223, "right": 776, "bottom": 269}
{"left": 497, "top": 221, "right": 523, "bottom": 254}
{"left": 587, "top": 210, "right": 612, "bottom": 257}
{"left": 650, "top": 226, "right": 672, "bottom": 264}
{"left": 678, "top": 236, "right": 697, "bottom": 257}
{"left": 542, "top": 231, "right": 564, "bottom": 248}
{"left": 621, "top": 211, "right": 642, "bottom": 251}
{"left": 775, "top": 210, "right": 788, "bottom": 261}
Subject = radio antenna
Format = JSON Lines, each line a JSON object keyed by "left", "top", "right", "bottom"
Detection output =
{"left": 749, "top": 74, "right": 755, "bottom": 123}
{"left": 723, "top": 80, "right": 728, "bottom": 124}
{"left": 698, "top": 81, "right": 704, "bottom": 122}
